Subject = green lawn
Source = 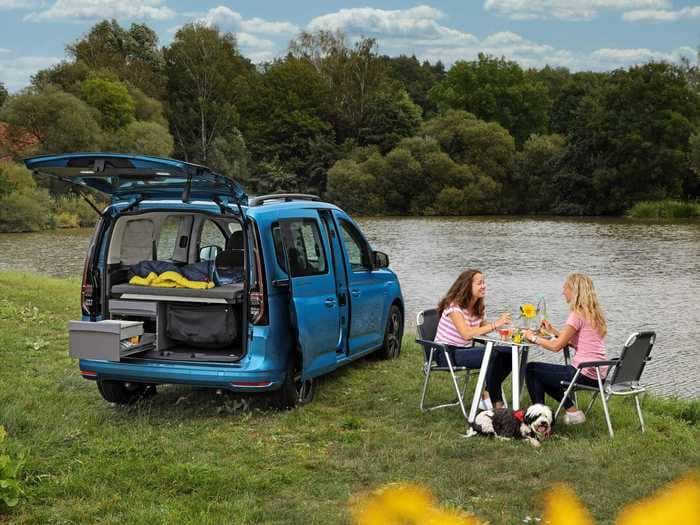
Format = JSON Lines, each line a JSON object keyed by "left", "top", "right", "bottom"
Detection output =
{"left": 0, "top": 272, "right": 698, "bottom": 524}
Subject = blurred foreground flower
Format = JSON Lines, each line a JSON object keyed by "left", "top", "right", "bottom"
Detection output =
{"left": 614, "top": 473, "right": 700, "bottom": 525}
{"left": 352, "top": 473, "right": 699, "bottom": 525}
{"left": 352, "top": 484, "right": 480, "bottom": 525}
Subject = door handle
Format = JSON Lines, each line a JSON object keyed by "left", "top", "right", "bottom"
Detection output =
{"left": 324, "top": 298, "right": 337, "bottom": 307}
{"left": 350, "top": 289, "right": 360, "bottom": 297}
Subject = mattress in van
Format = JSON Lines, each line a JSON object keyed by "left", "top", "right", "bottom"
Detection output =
{"left": 110, "top": 283, "right": 244, "bottom": 304}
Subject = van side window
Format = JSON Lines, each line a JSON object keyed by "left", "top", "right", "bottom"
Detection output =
{"left": 201, "top": 219, "right": 226, "bottom": 251}
{"left": 156, "top": 216, "right": 182, "bottom": 260}
{"left": 339, "top": 220, "right": 371, "bottom": 271}
{"left": 272, "top": 220, "right": 327, "bottom": 277}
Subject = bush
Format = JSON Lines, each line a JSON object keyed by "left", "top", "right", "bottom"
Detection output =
{"left": 53, "top": 195, "right": 101, "bottom": 227}
{"left": 0, "top": 426, "right": 23, "bottom": 511}
{"left": 627, "top": 200, "right": 700, "bottom": 219}
{"left": 106, "top": 120, "right": 174, "bottom": 156}
{"left": 0, "top": 188, "right": 53, "bottom": 232}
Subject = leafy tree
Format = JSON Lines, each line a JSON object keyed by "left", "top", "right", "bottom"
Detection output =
{"left": 1, "top": 86, "right": 102, "bottom": 155}
{"left": 687, "top": 133, "right": 700, "bottom": 196}
{"left": 208, "top": 129, "right": 250, "bottom": 183}
{"left": 430, "top": 54, "right": 550, "bottom": 144}
{"left": 0, "top": 162, "right": 52, "bottom": 232}
{"left": 549, "top": 71, "right": 606, "bottom": 135}
{"left": 512, "top": 133, "right": 567, "bottom": 212}
{"left": 326, "top": 158, "right": 385, "bottom": 214}
{"left": 165, "top": 23, "right": 253, "bottom": 164}
{"left": 421, "top": 110, "right": 515, "bottom": 183}
{"left": 239, "top": 56, "right": 335, "bottom": 192}
{"left": 289, "top": 31, "right": 388, "bottom": 143}
{"left": 382, "top": 55, "right": 445, "bottom": 117}
{"left": 31, "top": 60, "right": 91, "bottom": 96}
{"left": 126, "top": 83, "right": 166, "bottom": 126}
{"left": 253, "top": 158, "right": 299, "bottom": 194}
{"left": 358, "top": 86, "right": 422, "bottom": 153}
{"left": 568, "top": 62, "right": 700, "bottom": 213}
{"left": 0, "top": 82, "right": 8, "bottom": 108}
{"left": 80, "top": 76, "right": 135, "bottom": 129}
{"left": 67, "top": 19, "right": 165, "bottom": 97}
{"left": 106, "top": 121, "right": 174, "bottom": 156}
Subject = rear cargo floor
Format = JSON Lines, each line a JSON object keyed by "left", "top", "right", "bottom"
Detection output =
{"left": 128, "top": 346, "right": 243, "bottom": 363}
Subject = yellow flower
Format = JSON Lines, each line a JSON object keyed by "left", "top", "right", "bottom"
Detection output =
{"left": 520, "top": 303, "right": 537, "bottom": 319}
{"left": 352, "top": 484, "right": 481, "bottom": 525}
{"left": 615, "top": 474, "right": 700, "bottom": 525}
{"left": 512, "top": 331, "right": 523, "bottom": 344}
{"left": 543, "top": 484, "right": 595, "bottom": 525}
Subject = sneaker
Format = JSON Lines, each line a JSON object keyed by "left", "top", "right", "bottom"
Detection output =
{"left": 563, "top": 410, "right": 586, "bottom": 425}
{"left": 479, "top": 397, "right": 493, "bottom": 411}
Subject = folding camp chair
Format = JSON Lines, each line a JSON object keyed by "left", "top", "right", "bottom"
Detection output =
{"left": 417, "top": 309, "right": 508, "bottom": 420}
{"left": 555, "top": 331, "right": 655, "bottom": 437}
{"left": 416, "top": 309, "right": 475, "bottom": 419}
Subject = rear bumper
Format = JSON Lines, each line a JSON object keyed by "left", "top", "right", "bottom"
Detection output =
{"left": 79, "top": 359, "right": 283, "bottom": 392}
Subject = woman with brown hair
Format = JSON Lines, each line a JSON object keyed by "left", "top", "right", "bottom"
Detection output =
{"left": 523, "top": 273, "right": 608, "bottom": 425}
{"left": 435, "top": 269, "right": 512, "bottom": 410}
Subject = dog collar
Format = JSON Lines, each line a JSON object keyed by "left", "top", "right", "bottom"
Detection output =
{"left": 514, "top": 410, "right": 525, "bottom": 422}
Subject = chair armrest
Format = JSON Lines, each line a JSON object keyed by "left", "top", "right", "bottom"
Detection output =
{"left": 415, "top": 338, "right": 448, "bottom": 351}
{"left": 577, "top": 358, "right": 619, "bottom": 368}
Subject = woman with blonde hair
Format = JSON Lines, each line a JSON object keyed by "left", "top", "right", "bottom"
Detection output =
{"left": 523, "top": 273, "right": 608, "bottom": 424}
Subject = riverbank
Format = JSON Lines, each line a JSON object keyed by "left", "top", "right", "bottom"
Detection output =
{"left": 627, "top": 200, "right": 700, "bottom": 219}
{"left": 0, "top": 272, "right": 698, "bottom": 523}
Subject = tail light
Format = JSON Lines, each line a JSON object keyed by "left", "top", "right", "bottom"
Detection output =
{"left": 248, "top": 219, "right": 269, "bottom": 325}
{"left": 81, "top": 219, "right": 103, "bottom": 318}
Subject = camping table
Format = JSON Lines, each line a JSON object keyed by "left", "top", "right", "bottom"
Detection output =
{"left": 467, "top": 335, "right": 534, "bottom": 424}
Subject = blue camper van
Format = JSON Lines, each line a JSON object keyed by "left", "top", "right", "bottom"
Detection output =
{"left": 25, "top": 153, "right": 404, "bottom": 408}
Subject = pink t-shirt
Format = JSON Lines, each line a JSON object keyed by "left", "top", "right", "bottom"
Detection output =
{"left": 435, "top": 304, "right": 483, "bottom": 347}
{"left": 567, "top": 311, "right": 607, "bottom": 380}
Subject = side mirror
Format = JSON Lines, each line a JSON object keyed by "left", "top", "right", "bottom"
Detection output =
{"left": 199, "top": 245, "right": 221, "bottom": 261}
{"left": 373, "top": 250, "right": 389, "bottom": 269}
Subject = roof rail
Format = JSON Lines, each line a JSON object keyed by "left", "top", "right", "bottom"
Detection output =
{"left": 248, "top": 193, "right": 321, "bottom": 207}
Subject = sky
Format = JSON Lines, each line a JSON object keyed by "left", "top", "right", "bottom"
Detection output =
{"left": 1, "top": 0, "right": 699, "bottom": 92}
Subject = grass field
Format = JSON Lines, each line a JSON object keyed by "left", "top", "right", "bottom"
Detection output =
{"left": 0, "top": 272, "right": 698, "bottom": 524}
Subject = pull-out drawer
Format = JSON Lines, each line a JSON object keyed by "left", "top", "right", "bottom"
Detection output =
{"left": 109, "top": 299, "right": 158, "bottom": 318}
{"left": 69, "top": 320, "right": 153, "bottom": 361}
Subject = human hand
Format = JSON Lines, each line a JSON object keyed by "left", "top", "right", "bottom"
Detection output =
{"left": 522, "top": 329, "right": 537, "bottom": 342}
{"left": 539, "top": 319, "right": 553, "bottom": 331}
{"left": 496, "top": 313, "right": 512, "bottom": 328}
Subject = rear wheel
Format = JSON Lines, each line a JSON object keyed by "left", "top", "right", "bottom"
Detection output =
{"left": 273, "top": 353, "right": 314, "bottom": 409}
{"left": 378, "top": 304, "right": 403, "bottom": 359}
{"left": 97, "top": 379, "right": 154, "bottom": 405}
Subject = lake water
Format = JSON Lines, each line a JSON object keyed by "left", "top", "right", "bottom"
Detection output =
{"left": 1, "top": 217, "right": 698, "bottom": 398}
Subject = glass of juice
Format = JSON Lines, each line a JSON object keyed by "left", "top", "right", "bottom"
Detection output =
{"left": 498, "top": 325, "right": 513, "bottom": 341}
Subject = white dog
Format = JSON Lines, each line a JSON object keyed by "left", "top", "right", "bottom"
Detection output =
{"left": 472, "top": 404, "right": 553, "bottom": 447}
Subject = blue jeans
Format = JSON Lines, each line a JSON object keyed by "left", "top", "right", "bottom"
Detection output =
{"left": 526, "top": 362, "right": 599, "bottom": 409}
{"left": 436, "top": 344, "right": 513, "bottom": 403}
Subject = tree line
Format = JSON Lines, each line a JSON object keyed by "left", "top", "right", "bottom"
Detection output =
{"left": 1, "top": 20, "right": 699, "bottom": 231}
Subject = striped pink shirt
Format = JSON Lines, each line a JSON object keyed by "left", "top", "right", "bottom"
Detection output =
{"left": 435, "top": 303, "right": 483, "bottom": 347}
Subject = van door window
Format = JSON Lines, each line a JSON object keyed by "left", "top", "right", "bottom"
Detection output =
{"left": 338, "top": 220, "right": 371, "bottom": 271}
{"left": 273, "top": 220, "right": 327, "bottom": 277}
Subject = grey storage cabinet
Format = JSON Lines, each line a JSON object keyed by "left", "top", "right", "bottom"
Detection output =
{"left": 69, "top": 320, "right": 145, "bottom": 361}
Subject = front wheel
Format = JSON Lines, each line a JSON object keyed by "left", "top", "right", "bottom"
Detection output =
{"left": 272, "top": 353, "right": 314, "bottom": 409}
{"left": 377, "top": 304, "right": 403, "bottom": 359}
{"left": 97, "top": 379, "right": 154, "bottom": 405}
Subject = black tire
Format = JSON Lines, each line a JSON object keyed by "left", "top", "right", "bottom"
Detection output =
{"left": 377, "top": 304, "right": 403, "bottom": 359}
{"left": 272, "top": 353, "right": 314, "bottom": 410}
{"left": 97, "top": 379, "right": 153, "bottom": 405}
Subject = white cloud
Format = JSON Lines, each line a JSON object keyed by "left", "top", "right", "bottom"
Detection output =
{"left": 201, "top": 6, "right": 299, "bottom": 35}
{"left": 307, "top": 5, "right": 477, "bottom": 44}
{"left": 592, "top": 46, "right": 696, "bottom": 64}
{"left": 25, "top": 0, "right": 176, "bottom": 22}
{"left": 0, "top": 53, "right": 64, "bottom": 92}
{"left": 305, "top": 5, "right": 695, "bottom": 72}
{"left": 484, "top": 0, "right": 670, "bottom": 20}
{"left": 623, "top": 6, "right": 700, "bottom": 21}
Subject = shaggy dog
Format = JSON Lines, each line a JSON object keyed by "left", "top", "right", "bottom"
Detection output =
{"left": 471, "top": 404, "right": 553, "bottom": 447}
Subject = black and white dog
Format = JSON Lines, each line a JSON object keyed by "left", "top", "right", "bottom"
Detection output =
{"left": 471, "top": 404, "right": 553, "bottom": 447}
